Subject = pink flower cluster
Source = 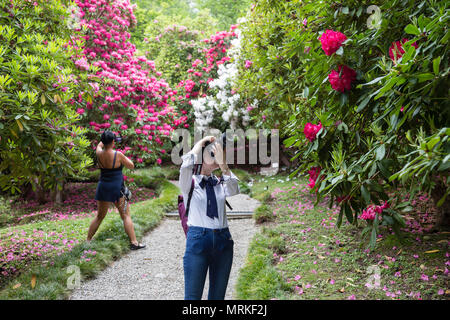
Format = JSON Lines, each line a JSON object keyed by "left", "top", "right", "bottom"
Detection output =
{"left": 307, "top": 166, "right": 321, "bottom": 189}
{"left": 70, "top": 0, "right": 188, "bottom": 164}
{"left": 360, "top": 201, "right": 390, "bottom": 220}
{"left": 328, "top": 65, "right": 357, "bottom": 92}
{"left": 389, "top": 38, "right": 418, "bottom": 63}
{"left": 319, "top": 30, "right": 347, "bottom": 56}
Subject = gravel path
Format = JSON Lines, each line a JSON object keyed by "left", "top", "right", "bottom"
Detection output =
{"left": 70, "top": 185, "right": 260, "bottom": 300}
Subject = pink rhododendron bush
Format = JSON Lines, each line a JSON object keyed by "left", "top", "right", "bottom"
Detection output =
{"left": 72, "top": 0, "right": 188, "bottom": 166}
{"left": 237, "top": 0, "right": 449, "bottom": 249}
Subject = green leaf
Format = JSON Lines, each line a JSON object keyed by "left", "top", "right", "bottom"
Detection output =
{"left": 404, "top": 24, "right": 420, "bottom": 35}
{"left": 427, "top": 136, "right": 440, "bottom": 151}
{"left": 344, "top": 203, "right": 353, "bottom": 223}
{"left": 382, "top": 215, "right": 394, "bottom": 225}
{"left": 416, "top": 73, "right": 435, "bottom": 83}
{"left": 437, "top": 191, "right": 449, "bottom": 207}
{"left": 361, "top": 185, "right": 371, "bottom": 204}
{"left": 337, "top": 210, "right": 343, "bottom": 228}
{"left": 376, "top": 144, "right": 385, "bottom": 161}
{"left": 374, "top": 77, "right": 398, "bottom": 100}
{"left": 369, "top": 227, "right": 377, "bottom": 249}
{"left": 433, "top": 56, "right": 441, "bottom": 75}
{"left": 356, "top": 95, "right": 371, "bottom": 112}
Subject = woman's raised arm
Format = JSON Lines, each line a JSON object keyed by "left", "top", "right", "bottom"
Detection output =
{"left": 119, "top": 152, "right": 134, "bottom": 170}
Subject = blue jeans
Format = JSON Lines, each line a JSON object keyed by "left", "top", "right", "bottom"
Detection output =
{"left": 183, "top": 226, "right": 234, "bottom": 300}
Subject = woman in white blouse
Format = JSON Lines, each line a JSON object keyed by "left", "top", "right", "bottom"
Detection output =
{"left": 179, "top": 135, "right": 240, "bottom": 300}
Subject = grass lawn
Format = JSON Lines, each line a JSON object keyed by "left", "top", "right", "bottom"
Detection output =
{"left": 0, "top": 166, "right": 179, "bottom": 299}
{"left": 237, "top": 170, "right": 450, "bottom": 300}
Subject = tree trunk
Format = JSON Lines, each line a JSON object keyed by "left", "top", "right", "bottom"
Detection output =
{"left": 280, "top": 144, "right": 295, "bottom": 168}
{"left": 36, "top": 184, "right": 47, "bottom": 205}
{"left": 53, "top": 181, "right": 65, "bottom": 204}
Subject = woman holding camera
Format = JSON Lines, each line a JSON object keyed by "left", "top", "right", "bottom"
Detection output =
{"left": 87, "top": 130, "right": 146, "bottom": 250}
{"left": 179, "top": 135, "right": 240, "bottom": 300}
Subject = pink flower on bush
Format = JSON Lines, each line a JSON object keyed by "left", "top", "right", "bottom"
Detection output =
{"left": 360, "top": 201, "right": 389, "bottom": 220}
{"left": 244, "top": 60, "right": 253, "bottom": 69}
{"left": 319, "top": 30, "right": 347, "bottom": 56}
{"left": 103, "top": 114, "right": 110, "bottom": 121}
{"left": 120, "top": 124, "right": 128, "bottom": 130}
{"left": 76, "top": 108, "right": 85, "bottom": 115}
{"left": 389, "top": 38, "right": 418, "bottom": 63}
{"left": 304, "top": 122, "right": 322, "bottom": 142}
{"left": 328, "top": 65, "right": 357, "bottom": 92}
{"left": 360, "top": 206, "right": 376, "bottom": 220}
{"left": 74, "top": 57, "right": 89, "bottom": 71}
{"left": 156, "top": 158, "right": 162, "bottom": 165}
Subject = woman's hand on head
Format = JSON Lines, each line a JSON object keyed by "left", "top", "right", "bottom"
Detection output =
{"left": 202, "top": 136, "right": 216, "bottom": 146}
{"left": 96, "top": 141, "right": 104, "bottom": 154}
{"left": 192, "top": 136, "right": 216, "bottom": 155}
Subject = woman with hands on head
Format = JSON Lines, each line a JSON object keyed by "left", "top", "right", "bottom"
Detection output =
{"left": 87, "top": 130, "right": 145, "bottom": 250}
{"left": 179, "top": 135, "right": 240, "bottom": 300}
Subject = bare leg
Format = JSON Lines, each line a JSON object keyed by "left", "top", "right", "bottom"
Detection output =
{"left": 115, "top": 197, "right": 138, "bottom": 245}
{"left": 87, "top": 201, "right": 109, "bottom": 241}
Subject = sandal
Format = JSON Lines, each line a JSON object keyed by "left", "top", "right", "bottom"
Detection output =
{"left": 130, "top": 242, "right": 146, "bottom": 250}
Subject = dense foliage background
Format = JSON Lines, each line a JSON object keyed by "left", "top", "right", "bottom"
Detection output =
{"left": 0, "top": 0, "right": 96, "bottom": 199}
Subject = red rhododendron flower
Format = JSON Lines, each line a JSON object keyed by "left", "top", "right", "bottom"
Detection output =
{"left": 319, "top": 30, "right": 347, "bottom": 56}
{"left": 328, "top": 65, "right": 357, "bottom": 92}
{"left": 307, "top": 166, "right": 321, "bottom": 189}
{"left": 304, "top": 122, "right": 322, "bottom": 142}
{"left": 389, "top": 38, "right": 418, "bottom": 63}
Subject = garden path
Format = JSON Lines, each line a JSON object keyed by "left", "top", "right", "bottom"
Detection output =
{"left": 70, "top": 181, "right": 259, "bottom": 300}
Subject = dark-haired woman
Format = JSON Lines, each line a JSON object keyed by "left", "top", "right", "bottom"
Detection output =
{"left": 87, "top": 131, "right": 145, "bottom": 250}
{"left": 179, "top": 135, "right": 240, "bottom": 300}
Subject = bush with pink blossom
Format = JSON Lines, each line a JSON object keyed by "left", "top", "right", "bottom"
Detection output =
{"left": 237, "top": 0, "right": 449, "bottom": 249}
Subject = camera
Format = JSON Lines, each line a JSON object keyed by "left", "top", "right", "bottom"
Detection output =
{"left": 203, "top": 132, "right": 228, "bottom": 158}
{"left": 114, "top": 133, "right": 123, "bottom": 144}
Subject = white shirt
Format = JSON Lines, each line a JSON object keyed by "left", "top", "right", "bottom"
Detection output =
{"left": 179, "top": 151, "right": 240, "bottom": 229}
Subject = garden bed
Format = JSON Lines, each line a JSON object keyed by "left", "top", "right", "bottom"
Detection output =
{"left": 236, "top": 173, "right": 449, "bottom": 300}
{"left": 0, "top": 174, "right": 178, "bottom": 299}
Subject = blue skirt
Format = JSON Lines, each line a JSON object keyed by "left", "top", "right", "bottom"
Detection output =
{"left": 95, "top": 167, "right": 124, "bottom": 203}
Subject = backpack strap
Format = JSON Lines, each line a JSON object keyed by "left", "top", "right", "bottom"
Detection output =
{"left": 112, "top": 151, "right": 117, "bottom": 169}
{"left": 217, "top": 176, "right": 233, "bottom": 211}
{"left": 225, "top": 200, "right": 233, "bottom": 211}
{"left": 185, "top": 178, "right": 195, "bottom": 217}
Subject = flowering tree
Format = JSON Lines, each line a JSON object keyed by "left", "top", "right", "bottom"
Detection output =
{"left": 190, "top": 26, "right": 254, "bottom": 132}
{"left": 73, "top": 0, "right": 187, "bottom": 166}
{"left": 171, "top": 25, "right": 240, "bottom": 133}
{"left": 141, "top": 19, "right": 212, "bottom": 88}
{"left": 237, "top": 0, "right": 449, "bottom": 248}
